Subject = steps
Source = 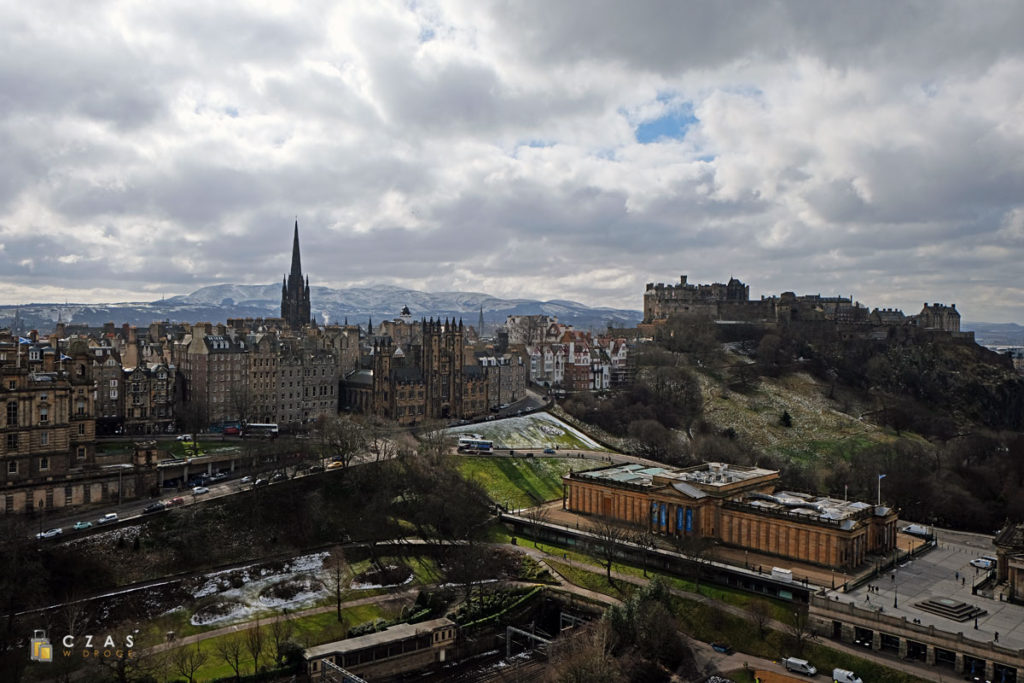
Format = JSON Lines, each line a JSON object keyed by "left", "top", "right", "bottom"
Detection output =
{"left": 914, "top": 597, "right": 987, "bottom": 622}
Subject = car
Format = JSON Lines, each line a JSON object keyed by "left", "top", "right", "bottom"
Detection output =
{"left": 73, "top": 520, "right": 93, "bottom": 531}
{"left": 710, "top": 642, "right": 734, "bottom": 654}
{"left": 176, "top": 434, "right": 193, "bottom": 441}
{"left": 782, "top": 657, "right": 817, "bottom": 676}
{"left": 307, "top": 465, "right": 324, "bottom": 473}
{"left": 192, "top": 486, "right": 210, "bottom": 495}
{"left": 902, "top": 524, "right": 931, "bottom": 538}
{"left": 142, "top": 502, "right": 166, "bottom": 514}
{"left": 166, "top": 496, "right": 185, "bottom": 506}
{"left": 223, "top": 426, "right": 240, "bottom": 436}
{"left": 970, "top": 558, "right": 995, "bottom": 570}
{"left": 239, "top": 476, "right": 253, "bottom": 484}
{"left": 96, "top": 513, "right": 118, "bottom": 525}
{"left": 326, "top": 461, "right": 344, "bottom": 470}
{"left": 36, "top": 527, "right": 63, "bottom": 540}
{"left": 543, "top": 448, "right": 556, "bottom": 454}
{"left": 270, "top": 473, "right": 286, "bottom": 483}
{"left": 208, "top": 473, "right": 227, "bottom": 482}
{"left": 253, "top": 478, "right": 268, "bottom": 487}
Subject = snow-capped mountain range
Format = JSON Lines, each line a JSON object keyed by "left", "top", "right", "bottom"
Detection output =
{"left": 0, "top": 283, "right": 643, "bottom": 333}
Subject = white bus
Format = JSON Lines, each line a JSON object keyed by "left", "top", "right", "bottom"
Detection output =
{"left": 457, "top": 436, "right": 493, "bottom": 454}
{"left": 242, "top": 423, "right": 279, "bottom": 439}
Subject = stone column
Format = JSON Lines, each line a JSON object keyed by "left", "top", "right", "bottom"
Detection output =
{"left": 925, "top": 644, "right": 936, "bottom": 666}
{"left": 898, "top": 637, "right": 908, "bottom": 659}
{"left": 954, "top": 652, "right": 964, "bottom": 675}
{"left": 871, "top": 631, "right": 881, "bottom": 651}
{"left": 984, "top": 661, "right": 995, "bottom": 682}
{"left": 840, "top": 623, "right": 855, "bottom": 644}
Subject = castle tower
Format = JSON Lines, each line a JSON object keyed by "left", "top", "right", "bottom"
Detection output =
{"left": 281, "top": 220, "right": 312, "bottom": 329}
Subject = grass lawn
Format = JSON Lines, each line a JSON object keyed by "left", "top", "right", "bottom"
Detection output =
{"left": 162, "top": 602, "right": 389, "bottom": 681}
{"left": 458, "top": 457, "right": 597, "bottom": 508}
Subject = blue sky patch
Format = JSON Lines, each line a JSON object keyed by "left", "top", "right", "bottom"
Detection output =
{"left": 635, "top": 106, "right": 697, "bottom": 144}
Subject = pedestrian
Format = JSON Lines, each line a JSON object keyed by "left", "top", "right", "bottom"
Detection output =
{"left": 974, "top": 617, "right": 978, "bottom": 629}
{"left": 891, "top": 572, "right": 895, "bottom": 582}
{"left": 962, "top": 577, "right": 966, "bottom": 586}
{"left": 956, "top": 571, "right": 959, "bottom": 580}
{"left": 995, "top": 632, "right": 999, "bottom": 642}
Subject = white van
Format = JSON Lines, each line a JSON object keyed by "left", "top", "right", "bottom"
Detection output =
{"left": 833, "top": 668, "right": 863, "bottom": 683}
{"left": 783, "top": 657, "right": 817, "bottom": 675}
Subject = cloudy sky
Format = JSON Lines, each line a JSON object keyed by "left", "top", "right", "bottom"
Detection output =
{"left": 2, "top": 1, "right": 1023, "bottom": 322}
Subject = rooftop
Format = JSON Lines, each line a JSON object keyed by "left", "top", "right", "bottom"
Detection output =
{"left": 304, "top": 618, "right": 454, "bottom": 660}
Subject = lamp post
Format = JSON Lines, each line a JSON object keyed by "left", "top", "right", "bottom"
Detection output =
{"left": 831, "top": 568, "right": 836, "bottom": 590}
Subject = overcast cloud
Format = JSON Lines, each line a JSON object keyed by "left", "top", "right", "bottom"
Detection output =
{"left": 1, "top": 0, "right": 1023, "bottom": 322}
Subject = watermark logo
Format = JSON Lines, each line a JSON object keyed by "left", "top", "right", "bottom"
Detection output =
{"left": 30, "top": 630, "right": 52, "bottom": 663}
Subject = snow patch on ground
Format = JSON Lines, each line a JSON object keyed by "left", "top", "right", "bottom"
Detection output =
{"left": 447, "top": 412, "right": 608, "bottom": 451}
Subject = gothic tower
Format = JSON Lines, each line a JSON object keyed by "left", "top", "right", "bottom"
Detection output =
{"left": 281, "top": 220, "right": 312, "bottom": 329}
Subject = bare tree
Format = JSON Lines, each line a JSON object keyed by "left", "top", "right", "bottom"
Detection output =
{"left": 228, "top": 380, "right": 257, "bottom": 425}
{"left": 268, "top": 610, "right": 295, "bottom": 666}
{"left": 786, "top": 608, "right": 814, "bottom": 655}
{"left": 366, "top": 416, "right": 399, "bottom": 462}
{"left": 170, "top": 643, "right": 208, "bottom": 683}
{"left": 674, "top": 535, "right": 715, "bottom": 591}
{"left": 588, "top": 518, "right": 629, "bottom": 584}
{"left": 545, "top": 621, "right": 623, "bottom": 683}
{"left": 324, "top": 547, "right": 350, "bottom": 624}
{"left": 629, "top": 523, "right": 657, "bottom": 578}
{"left": 245, "top": 616, "right": 264, "bottom": 674}
{"left": 415, "top": 420, "right": 455, "bottom": 462}
{"left": 524, "top": 504, "right": 551, "bottom": 547}
{"left": 748, "top": 599, "right": 773, "bottom": 640}
{"left": 317, "top": 414, "right": 366, "bottom": 469}
{"left": 214, "top": 632, "right": 246, "bottom": 681}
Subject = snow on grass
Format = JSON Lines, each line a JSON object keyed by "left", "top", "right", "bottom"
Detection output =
{"left": 447, "top": 412, "right": 609, "bottom": 451}
{"left": 188, "top": 552, "right": 329, "bottom": 626}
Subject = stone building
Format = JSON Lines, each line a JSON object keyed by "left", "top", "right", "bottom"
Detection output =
{"left": 643, "top": 275, "right": 749, "bottom": 323}
{"left": 122, "top": 362, "right": 175, "bottom": 435}
{"left": 0, "top": 335, "right": 97, "bottom": 510}
{"left": 917, "top": 302, "right": 961, "bottom": 333}
{"left": 563, "top": 462, "right": 897, "bottom": 571}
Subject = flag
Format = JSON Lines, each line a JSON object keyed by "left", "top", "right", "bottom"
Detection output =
{"left": 60, "top": 354, "right": 71, "bottom": 361}
{"left": 878, "top": 474, "right": 887, "bottom": 480}
{"left": 18, "top": 336, "right": 31, "bottom": 344}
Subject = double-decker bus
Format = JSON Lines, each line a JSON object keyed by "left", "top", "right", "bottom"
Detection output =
{"left": 242, "top": 423, "right": 279, "bottom": 439}
{"left": 457, "top": 436, "right": 493, "bottom": 454}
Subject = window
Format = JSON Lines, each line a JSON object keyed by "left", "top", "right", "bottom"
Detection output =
{"left": 77, "top": 447, "right": 86, "bottom": 460}
{"left": 7, "top": 461, "right": 16, "bottom": 474}
{"left": 40, "top": 432, "right": 49, "bottom": 446}
{"left": 76, "top": 401, "right": 85, "bottom": 416}
{"left": 6, "top": 402, "right": 16, "bottom": 426}
{"left": 39, "top": 457, "right": 49, "bottom": 471}
{"left": 6, "top": 433, "right": 17, "bottom": 450}
{"left": 110, "top": 389, "right": 118, "bottom": 400}
{"left": 39, "top": 407, "right": 48, "bottom": 424}
{"left": 109, "top": 379, "right": 117, "bottom": 387}
{"left": 7, "top": 380, "right": 14, "bottom": 389}
{"left": 78, "top": 423, "right": 85, "bottom": 435}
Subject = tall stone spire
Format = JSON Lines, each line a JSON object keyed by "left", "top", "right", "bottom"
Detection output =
{"left": 290, "top": 219, "right": 302, "bottom": 278}
{"left": 281, "top": 219, "right": 311, "bottom": 329}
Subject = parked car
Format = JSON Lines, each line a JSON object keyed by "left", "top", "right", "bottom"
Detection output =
{"left": 223, "top": 426, "right": 240, "bottom": 436}
{"left": 36, "top": 527, "right": 63, "bottom": 540}
{"left": 970, "top": 557, "right": 996, "bottom": 570}
{"left": 270, "top": 473, "right": 286, "bottom": 483}
{"left": 208, "top": 472, "right": 227, "bottom": 482}
{"left": 902, "top": 524, "right": 931, "bottom": 538}
{"left": 326, "top": 461, "right": 344, "bottom": 470}
{"left": 192, "top": 486, "right": 210, "bottom": 495}
{"left": 253, "top": 478, "right": 268, "bottom": 487}
{"left": 307, "top": 465, "right": 324, "bottom": 473}
{"left": 710, "top": 642, "right": 733, "bottom": 654}
{"left": 142, "top": 502, "right": 166, "bottom": 514}
{"left": 73, "top": 520, "right": 93, "bottom": 531}
{"left": 97, "top": 513, "right": 118, "bottom": 525}
{"left": 543, "top": 448, "right": 556, "bottom": 454}
{"left": 166, "top": 497, "right": 185, "bottom": 506}
{"left": 176, "top": 434, "right": 193, "bottom": 441}
{"left": 239, "top": 476, "right": 253, "bottom": 484}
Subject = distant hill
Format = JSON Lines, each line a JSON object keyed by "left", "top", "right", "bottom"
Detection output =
{"left": 963, "top": 321, "right": 1024, "bottom": 346}
{"left": 0, "top": 283, "right": 643, "bottom": 333}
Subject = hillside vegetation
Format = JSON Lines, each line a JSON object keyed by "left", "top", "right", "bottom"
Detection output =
{"left": 562, "top": 317, "right": 1024, "bottom": 533}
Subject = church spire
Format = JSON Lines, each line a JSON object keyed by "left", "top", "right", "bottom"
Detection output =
{"left": 290, "top": 219, "right": 302, "bottom": 278}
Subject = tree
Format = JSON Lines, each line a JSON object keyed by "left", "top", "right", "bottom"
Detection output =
{"left": 268, "top": 611, "right": 294, "bottom": 667}
{"left": 786, "top": 609, "right": 814, "bottom": 655}
{"left": 629, "top": 523, "right": 657, "bottom": 578}
{"left": 366, "top": 416, "right": 400, "bottom": 462}
{"left": 316, "top": 414, "right": 366, "bottom": 470}
{"left": 524, "top": 504, "right": 551, "bottom": 546}
{"left": 747, "top": 599, "right": 773, "bottom": 640}
{"left": 444, "top": 543, "right": 493, "bottom": 608}
{"left": 545, "top": 621, "right": 624, "bottom": 683}
{"left": 588, "top": 518, "right": 629, "bottom": 584}
{"left": 675, "top": 535, "right": 715, "bottom": 591}
{"left": 324, "top": 547, "right": 350, "bottom": 624}
{"left": 780, "top": 410, "right": 793, "bottom": 428}
{"left": 213, "top": 633, "right": 246, "bottom": 681}
{"left": 228, "top": 381, "right": 257, "bottom": 425}
{"left": 245, "top": 617, "right": 264, "bottom": 674}
{"left": 170, "top": 643, "right": 208, "bottom": 683}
